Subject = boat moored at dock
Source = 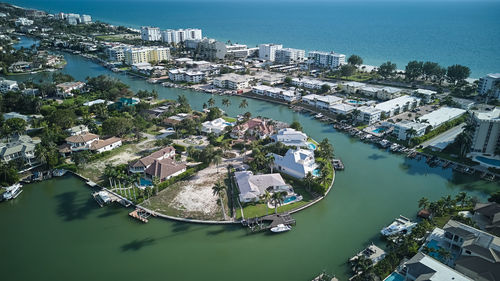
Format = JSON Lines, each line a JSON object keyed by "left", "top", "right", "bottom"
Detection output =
{"left": 380, "top": 215, "right": 417, "bottom": 236}
{"left": 2, "top": 183, "right": 23, "bottom": 201}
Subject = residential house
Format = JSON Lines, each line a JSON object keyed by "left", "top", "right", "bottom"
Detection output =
{"left": 163, "top": 113, "right": 193, "bottom": 127}
{"left": 66, "top": 125, "right": 89, "bottom": 136}
{"left": 63, "top": 133, "right": 100, "bottom": 152}
{"left": 56, "top": 81, "right": 86, "bottom": 98}
{"left": 395, "top": 252, "right": 473, "bottom": 281}
{"left": 474, "top": 202, "right": 500, "bottom": 236}
{"left": 90, "top": 137, "right": 122, "bottom": 153}
{"left": 3, "top": 112, "right": 29, "bottom": 121}
{"left": 271, "top": 148, "right": 318, "bottom": 179}
{"left": 235, "top": 171, "right": 293, "bottom": 203}
{"left": 230, "top": 118, "right": 274, "bottom": 139}
{"left": 145, "top": 158, "right": 186, "bottom": 182}
{"left": 129, "top": 146, "right": 176, "bottom": 174}
{"left": 0, "top": 79, "right": 19, "bottom": 93}
{"left": 201, "top": 118, "right": 233, "bottom": 136}
{"left": 271, "top": 128, "right": 309, "bottom": 148}
{"left": 0, "top": 135, "right": 40, "bottom": 164}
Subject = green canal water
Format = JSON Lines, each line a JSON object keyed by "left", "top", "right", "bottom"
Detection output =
{"left": 1, "top": 47, "right": 499, "bottom": 281}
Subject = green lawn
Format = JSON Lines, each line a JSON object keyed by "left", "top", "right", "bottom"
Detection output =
{"left": 222, "top": 116, "right": 237, "bottom": 123}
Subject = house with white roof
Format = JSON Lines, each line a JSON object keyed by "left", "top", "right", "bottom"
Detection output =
{"left": 315, "top": 95, "right": 343, "bottom": 109}
{"left": 271, "top": 148, "right": 318, "bottom": 179}
{"left": 330, "top": 103, "right": 355, "bottom": 115}
{"left": 66, "top": 125, "right": 89, "bottom": 136}
{"left": 359, "top": 86, "right": 381, "bottom": 98}
{"left": 375, "top": 95, "right": 420, "bottom": 117}
{"left": 201, "top": 118, "right": 233, "bottom": 136}
{"left": 235, "top": 171, "right": 293, "bottom": 203}
{"left": 418, "top": 107, "right": 466, "bottom": 129}
{"left": 392, "top": 120, "right": 427, "bottom": 141}
{"left": 291, "top": 77, "right": 336, "bottom": 90}
{"left": 56, "top": 81, "right": 86, "bottom": 98}
{"left": 357, "top": 106, "right": 382, "bottom": 124}
{"left": 0, "top": 79, "right": 19, "bottom": 93}
{"left": 413, "top": 88, "right": 437, "bottom": 103}
{"left": 343, "top": 82, "right": 366, "bottom": 94}
{"left": 271, "top": 128, "right": 309, "bottom": 148}
{"left": 301, "top": 94, "right": 319, "bottom": 106}
{"left": 376, "top": 87, "right": 403, "bottom": 100}
{"left": 83, "top": 99, "right": 113, "bottom": 107}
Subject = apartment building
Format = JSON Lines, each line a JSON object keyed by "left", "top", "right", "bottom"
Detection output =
{"left": 308, "top": 51, "right": 346, "bottom": 69}
{"left": 141, "top": 26, "right": 161, "bottom": 41}
{"left": 275, "top": 48, "right": 306, "bottom": 64}
{"left": 258, "top": 43, "right": 283, "bottom": 62}
{"left": 478, "top": 73, "right": 500, "bottom": 99}
{"left": 470, "top": 108, "right": 500, "bottom": 156}
{"left": 124, "top": 47, "right": 170, "bottom": 65}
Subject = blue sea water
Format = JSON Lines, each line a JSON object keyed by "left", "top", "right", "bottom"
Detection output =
{"left": 9, "top": 0, "right": 500, "bottom": 77}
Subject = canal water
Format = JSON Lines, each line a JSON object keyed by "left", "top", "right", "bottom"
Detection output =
{"left": 1, "top": 41, "right": 498, "bottom": 281}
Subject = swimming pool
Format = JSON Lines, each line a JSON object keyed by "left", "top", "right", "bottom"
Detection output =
{"left": 372, "top": 127, "right": 387, "bottom": 134}
{"left": 347, "top": 100, "right": 363, "bottom": 104}
{"left": 476, "top": 156, "right": 500, "bottom": 167}
{"left": 284, "top": 195, "right": 297, "bottom": 204}
{"left": 140, "top": 178, "right": 153, "bottom": 186}
{"left": 224, "top": 122, "right": 233, "bottom": 126}
{"left": 307, "top": 143, "right": 317, "bottom": 150}
{"left": 383, "top": 272, "right": 404, "bottom": 281}
{"left": 312, "top": 169, "right": 320, "bottom": 176}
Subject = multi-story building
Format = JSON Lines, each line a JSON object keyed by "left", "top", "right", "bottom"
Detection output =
{"left": 417, "top": 107, "right": 466, "bottom": 129}
{"left": 357, "top": 106, "right": 382, "bottom": 124}
{"left": 376, "top": 87, "right": 403, "bottom": 100}
{"left": 271, "top": 148, "right": 319, "bottom": 179}
{"left": 470, "top": 108, "right": 500, "bottom": 156}
{"left": 392, "top": 120, "right": 427, "bottom": 141}
{"left": 194, "top": 38, "right": 227, "bottom": 60}
{"left": 80, "top": 14, "right": 92, "bottom": 24}
{"left": 168, "top": 69, "right": 205, "bottom": 83}
{"left": 0, "top": 135, "right": 40, "bottom": 164}
{"left": 141, "top": 26, "right": 162, "bottom": 41}
{"left": 226, "top": 44, "right": 256, "bottom": 59}
{"left": 258, "top": 43, "right": 283, "bottom": 62}
{"left": 161, "top": 28, "right": 202, "bottom": 44}
{"left": 105, "top": 46, "right": 127, "bottom": 62}
{"left": 275, "top": 48, "right": 306, "bottom": 64}
{"left": 478, "top": 73, "right": 500, "bottom": 99}
{"left": 124, "top": 47, "right": 170, "bottom": 65}
{"left": 375, "top": 95, "right": 421, "bottom": 117}
{"left": 14, "top": 17, "right": 34, "bottom": 26}
{"left": 0, "top": 79, "right": 19, "bottom": 93}
{"left": 66, "top": 13, "right": 81, "bottom": 25}
{"left": 308, "top": 51, "right": 346, "bottom": 69}
{"left": 213, "top": 74, "right": 251, "bottom": 90}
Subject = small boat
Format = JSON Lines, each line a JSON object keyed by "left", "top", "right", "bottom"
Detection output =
{"left": 52, "top": 169, "right": 67, "bottom": 177}
{"left": 380, "top": 215, "right": 417, "bottom": 236}
{"left": 2, "top": 183, "right": 23, "bottom": 201}
{"left": 270, "top": 224, "right": 291, "bottom": 233}
{"left": 314, "top": 113, "right": 324, "bottom": 119}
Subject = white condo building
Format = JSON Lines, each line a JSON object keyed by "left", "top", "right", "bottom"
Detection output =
{"left": 470, "top": 108, "right": 500, "bottom": 156}
{"left": 374, "top": 95, "right": 420, "bottom": 117}
{"left": 418, "top": 107, "right": 466, "bottom": 129}
{"left": 275, "top": 48, "right": 306, "bottom": 64}
{"left": 141, "top": 26, "right": 162, "bottom": 41}
{"left": 124, "top": 47, "right": 170, "bottom": 65}
{"left": 478, "top": 73, "right": 500, "bottom": 100}
{"left": 161, "top": 28, "right": 202, "bottom": 44}
{"left": 259, "top": 44, "right": 283, "bottom": 62}
{"left": 308, "top": 51, "right": 346, "bottom": 69}
{"left": 392, "top": 120, "right": 427, "bottom": 141}
{"left": 357, "top": 106, "right": 382, "bottom": 125}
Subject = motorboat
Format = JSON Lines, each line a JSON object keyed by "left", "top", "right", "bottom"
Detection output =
{"left": 380, "top": 215, "right": 417, "bottom": 236}
{"left": 314, "top": 113, "right": 324, "bottom": 119}
{"left": 270, "top": 224, "right": 291, "bottom": 233}
{"left": 2, "top": 183, "right": 23, "bottom": 201}
{"left": 52, "top": 169, "right": 67, "bottom": 177}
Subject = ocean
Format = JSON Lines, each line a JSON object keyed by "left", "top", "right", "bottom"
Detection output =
{"left": 8, "top": 0, "right": 500, "bottom": 77}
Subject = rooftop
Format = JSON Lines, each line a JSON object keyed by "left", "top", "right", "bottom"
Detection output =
{"left": 418, "top": 107, "right": 467, "bottom": 127}
{"left": 375, "top": 95, "right": 420, "bottom": 112}
{"left": 404, "top": 252, "right": 473, "bottom": 281}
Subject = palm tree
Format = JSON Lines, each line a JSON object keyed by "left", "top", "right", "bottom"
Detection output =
{"left": 266, "top": 154, "right": 275, "bottom": 173}
{"left": 212, "top": 155, "right": 222, "bottom": 173}
{"left": 443, "top": 195, "right": 455, "bottom": 213}
{"left": 222, "top": 98, "right": 231, "bottom": 108}
{"left": 239, "top": 99, "right": 248, "bottom": 109}
{"left": 418, "top": 197, "right": 429, "bottom": 209}
{"left": 437, "top": 247, "right": 451, "bottom": 263}
{"left": 405, "top": 128, "right": 418, "bottom": 146}
{"left": 208, "top": 97, "right": 215, "bottom": 107}
{"left": 212, "top": 180, "right": 227, "bottom": 220}
{"left": 455, "top": 192, "right": 467, "bottom": 207}
{"left": 304, "top": 172, "right": 315, "bottom": 192}
{"left": 271, "top": 191, "right": 286, "bottom": 214}
{"left": 261, "top": 190, "right": 272, "bottom": 215}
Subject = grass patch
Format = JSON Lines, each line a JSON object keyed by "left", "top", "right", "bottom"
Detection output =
{"left": 422, "top": 147, "right": 479, "bottom": 166}
{"left": 222, "top": 116, "right": 237, "bottom": 123}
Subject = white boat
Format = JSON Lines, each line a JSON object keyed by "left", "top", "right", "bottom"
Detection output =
{"left": 314, "top": 113, "right": 324, "bottom": 119}
{"left": 52, "top": 169, "right": 67, "bottom": 177}
{"left": 270, "top": 224, "right": 291, "bottom": 233}
{"left": 2, "top": 183, "right": 23, "bottom": 201}
{"left": 97, "top": 191, "right": 112, "bottom": 204}
{"left": 381, "top": 215, "right": 417, "bottom": 236}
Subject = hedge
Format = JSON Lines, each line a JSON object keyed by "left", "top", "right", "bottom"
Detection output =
{"left": 411, "top": 114, "right": 467, "bottom": 146}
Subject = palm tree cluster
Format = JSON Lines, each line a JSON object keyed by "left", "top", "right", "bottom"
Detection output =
{"left": 212, "top": 180, "right": 227, "bottom": 220}
{"left": 418, "top": 192, "right": 475, "bottom": 218}
{"left": 454, "top": 115, "right": 475, "bottom": 157}
{"left": 104, "top": 164, "right": 155, "bottom": 203}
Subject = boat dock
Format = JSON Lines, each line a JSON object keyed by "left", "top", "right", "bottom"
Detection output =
{"left": 129, "top": 208, "right": 153, "bottom": 223}
{"left": 332, "top": 159, "right": 344, "bottom": 170}
{"left": 242, "top": 213, "right": 296, "bottom": 232}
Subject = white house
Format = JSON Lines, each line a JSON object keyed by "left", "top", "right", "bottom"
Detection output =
{"left": 359, "top": 86, "right": 381, "bottom": 98}
{"left": 64, "top": 133, "right": 99, "bottom": 152}
{"left": 272, "top": 148, "right": 318, "bottom": 179}
{"left": 235, "top": 171, "right": 292, "bottom": 203}
{"left": 271, "top": 128, "right": 309, "bottom": 148}
{"left": 357, "top": 106, "right": 382, "bottom": 125}
{"left": 56, "top": 81, "right": 86, "bottom": 98}
{"left": 66, "top": 125, "right": 89, "bottom": 136}
{"left": 0, "top": 79, "right": 19, "bottom": 93}
{"left": 392, "top": 120, "right": 427, "bottom": 141}
{"left": 90, "top": 137, "right": 122, "bottom": 153}
{"left": 330, "top": 103, "right": 355, "bottom": 115}
{"left": 201, "top": 118, "right": 233, "bottom": 136}
{"left": 418, "top": 107, "right": 466, "bottom": 129}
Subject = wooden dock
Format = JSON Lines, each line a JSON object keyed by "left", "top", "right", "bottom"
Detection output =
{"left": 242, "top": 213, "right": 296, "bottom": 232}
{"left": 129, "top": 208, "right": 151, "bottom": 223}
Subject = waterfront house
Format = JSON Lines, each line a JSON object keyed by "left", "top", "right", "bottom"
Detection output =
{"left": 442, "top": 220, "right": 500, "bottom": 281}
{"left": 129, "top": 146, "right": 176, "bottom": 174}
{"left": 66, "top": 125, "right": 89, "bottom": 136}
{"left": 144, "top": 158, "right": 186, "bottom": 182}
{"left": 376, "top": 87, "right": 403, "bottom": 100}
{"left": 375, "top": 95, "right": 420, "bottom": 117}
{"left": 213, "top": 73, "right": 251, "bottom": 90}
{"left": 90, "top": 137, "right": 122, "bottom": 153}
{"left": 343, "top": 82, "right": 366, "bottom": 94}
{"left": 117, "top": 97, "right": 140, "bottom": 108}
{"left": 64, "top": 133, "right": 99, "bottom": 152}
{"left": 392, "top": 120, "right": 427, "bottom": 141}
{"left": 230, "top": 118, "right": 274, "bottom": 139}
{"left": 271, "top": 128, "right": 309, "bottom": 148}
{"left": 201, "top": 118, "right": 233, "bottom": 136}
{"left": 329, "top": 103, "right": 355, "bottom": 115}
{"left": 163, "top": 113, "right": 193, "bottom": 127}
{"left": 418, "top": 107, "right": 466, "bottom": 129}
{"left": 390, "top": 252, "right": 473, "bottom": 281}
{"left": 413, "top": 89, "right": 437, "bottom": 103}
{"left": 0, "top": 79, "right": 19, "bottom": 93}
{"left": 56, "top": 81, "right": 86, "bottom": 98}
{"left": 357, "top": 106, "right": 382, "bottom": 125}
{"left": 0, "top": 135, "right": 40, "bottom": 164}
{"left": 8, "top": 61, "right": 32, "bottom": 73}
{"left": 235, "top": 171, "right": 293, "bottom": 203}
{"left": 473, "top": 202, "right": 500, "bottom": 236}
{"left": 271, "top": 148, "right": 318, "bottom": 179}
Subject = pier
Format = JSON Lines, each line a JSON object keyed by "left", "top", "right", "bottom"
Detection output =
{"left": 129, "top": 208, "right": 152, "bottom": 223}
{"left": 242, "top": 213, "right": 296, "bottom": 233}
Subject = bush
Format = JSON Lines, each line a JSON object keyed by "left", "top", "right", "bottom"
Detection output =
{"left": 172, "top": 143, "right": 186, "bottom": 152}
{"left": 411, "top": 114, "right": 467, "bottom": 146}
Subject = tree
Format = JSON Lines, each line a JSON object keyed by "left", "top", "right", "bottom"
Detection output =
{"left": 378, "top": 61, "right": 397, "bottom": 79}
{"left": 405, "top": 128, "right": 418, "bottom": 146}
{"left": 284, "top": 77, "right": 292, "bottom": 85}
{"left": 222, "top": 98, "right": 231, "bottom": 108}
{"left": 488, "top": 191, "right": 500, "bottom": 204}
{"left": 348, "top": 54, "right": 363, "bottom": 66}
{"left": 320, "top": 84, "right": 331, "bottom": 94}
{"left": 266, "top": 154, "right": 275, "bottom": 173}
{"left": 418, "top": 197, "right": 429, "bottom": 209}
{"left": 239, "top": 99, "right": 248, "bottom": 109}
{"left": 270, "top": 191, "right": 286, "bottom": 214}
{"left": 290, "top": 121, "right": 303, "bottom": 132}
{"left": 261, "top": 190, "right": 272, "bottom": 215}
{"left": 102, "top": 117, "right": 134, "bottom": 137}
{"left": 208, "top": 97, "right": 215, "bottom": 107}
{"left": 455, "top": 192, "right": 467, "bottom": 207}
{"left": 318, "top": 138, "right": 334, "bottom": 161}
{"left": 47, "top": 109, "right": 77, "bottom": 129}
{"left": 405, "top": 60, "right": 424, "bottom": 81}
{"left": 447, "top": 64, "right": 470, "bottom": 85}
{"left": 212, "top": 180, "right": 227, "bottom": 220}
{"left": 2, "top": 118, "right": 26, "bottom": 136}
{"left": 304, "top": 172, "right": 315, "bottom": 192}
{"left": 206, "top": 107, "right": 222, "bottom": 121}
{"left": 212, "top": 154, "right": 222, "bottom": 173}
{"left": 339, "top": 64, "right": 356, "bottom": 77}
